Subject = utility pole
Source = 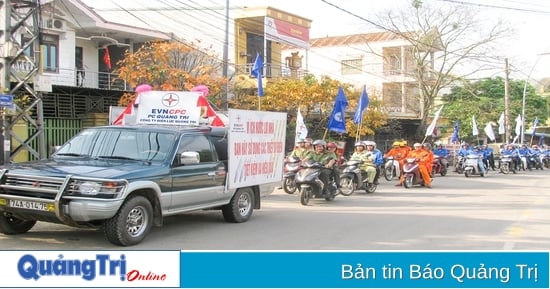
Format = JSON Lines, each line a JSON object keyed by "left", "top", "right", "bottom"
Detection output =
{"left": 0, "top": 0, "right": 44, "bottom": 164}
{"left": 504, "top": 58, "right": 511, "bottom": 143}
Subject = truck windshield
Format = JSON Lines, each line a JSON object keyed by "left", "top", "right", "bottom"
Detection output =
{"left": 54, "top": 128, "right": 176, "bottom": 162}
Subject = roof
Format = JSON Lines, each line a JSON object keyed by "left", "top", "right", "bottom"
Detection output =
{"left": 308, "top": 31, "right": 406, "bottom": 48}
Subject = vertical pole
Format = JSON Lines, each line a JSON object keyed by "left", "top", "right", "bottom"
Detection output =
{"left": 222, "top": 0, "right": 229, "bottom": 111}
{"left": 504, "top": 58, "right": 510, "bottom": 143}
{"left": 0, "top": 0, "right": 10, "bottom": 165}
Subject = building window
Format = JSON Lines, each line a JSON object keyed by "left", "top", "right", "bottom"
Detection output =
{"left": 40, "top": 34, "right": 59, "bottom": 73}
{"left": 341, "top": 58, "right": 362, "bottom": 75}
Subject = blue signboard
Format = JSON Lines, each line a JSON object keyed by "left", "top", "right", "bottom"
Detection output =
{"left": 0, "top": 94, "right": 13, "bottom": 107}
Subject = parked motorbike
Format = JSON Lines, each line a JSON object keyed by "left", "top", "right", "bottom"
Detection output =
{"left": 383, "top": 156, "right": 400, "bottom": 181}
{"left": 339, "top": 160, "right": 377, "bottom": 196}
{"left": 402, "top": 158, "right": 425, "bottom": 188}
{"left": 463, "top": 154, "right": 486, "bottom": 177}
{"left": 499, "top": 154, "right": 516, "bottom": 174}
{"left": 295, "top": 160, "right": 337, "bottom": 206}
{"left": 282, "top": 156, "right": 301, "bottom": 194}
{"left": 431, "top": 154, "right": 448, "bottom": 177}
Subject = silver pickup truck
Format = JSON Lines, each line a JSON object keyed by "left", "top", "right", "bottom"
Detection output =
{"left": 0, "top": 125, "right": 276, "bottom": 246}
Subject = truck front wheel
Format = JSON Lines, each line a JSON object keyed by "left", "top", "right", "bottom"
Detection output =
{"left": 0, "top": 213, "right": 36, "bottom": 234}
{"left": 222, "top": 188, "right": 254, "bottom": 223}
{"left": 104, "top": 196, "right": 153, "bottom": 246}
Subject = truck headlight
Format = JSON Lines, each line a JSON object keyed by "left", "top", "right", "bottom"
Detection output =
{"left": 78, "top": 181, "right": 102, "bottom": 195}
{"left": 70, "top": 180, "right": 126, "bottom": 198}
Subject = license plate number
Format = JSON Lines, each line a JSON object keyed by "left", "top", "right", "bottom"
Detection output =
{"left": 8, "top": 199, "right": 49, "bottom": 211}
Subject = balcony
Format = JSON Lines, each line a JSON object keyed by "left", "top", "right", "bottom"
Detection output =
{"left": 234, "top": 63, "right": 308, "bottom": 80}
{"left": 10, "top": 59, "right": 131, "bottom": 91}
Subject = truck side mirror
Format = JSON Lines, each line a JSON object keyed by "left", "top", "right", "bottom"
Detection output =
{"left": 179, "top": 151, "right": 200, "bottom": 165}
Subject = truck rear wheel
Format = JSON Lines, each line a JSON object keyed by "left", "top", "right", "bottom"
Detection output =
{"left": 0, "top": 213, "right": 36, "bottom": 234}
{"left": 104, "top": 195, "right": 153, "bottom": 246}
{"left": 222, "top": 188, "right": 254, "bottom": 223}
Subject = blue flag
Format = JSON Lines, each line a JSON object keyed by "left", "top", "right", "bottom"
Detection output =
{"left": 450, "top": 121, "right": 459, "bottom": 144}
{"left": 353, "top": 86, "right": 370, "bottom": 124}
{"left": 532, "top": 117, "right": 539, "bottom": 137}
{"left": 251, "top": 53, "right": 264, "bottom": 97}
{"left": 327, "top": 87, "right": 349, "bottom": 134}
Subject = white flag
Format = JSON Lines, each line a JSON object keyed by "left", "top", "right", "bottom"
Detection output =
{"left": 295, "top": 108, "right": 308, "bottom": 141}
{"left": 515, "top": 114, "right": 522, "bottom": 136}
{"left": 498, "top": 112, "right": 505, "bottom": 135}
{"left": 472, "top": 115, "right": 479, "bottom": 136}
{"left": 425, "top": 105, "right": 444, "bottom": 137}
{"left": 484, "top": 122, "right": 496, "bottom": 141}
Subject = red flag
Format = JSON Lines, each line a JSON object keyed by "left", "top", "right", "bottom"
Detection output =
{"left": 103, "top": 46, "right": 112, "bottom": 70}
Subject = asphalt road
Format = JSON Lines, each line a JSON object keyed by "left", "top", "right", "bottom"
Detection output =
{"left": 1, "top": 169, "right": 549, "bottom": 250}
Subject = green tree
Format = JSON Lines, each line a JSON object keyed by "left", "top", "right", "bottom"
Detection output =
{"left": 375, "top": 2, "right": 513, "bottom": 135}
{"left": 116, "top": 41, "right": 227, "bottom": 107}
{"left": 231, "top": 75, "right": 388, "bottom": 148}
{"left": 442, "top": 77, "right": 547, "bottom": 142}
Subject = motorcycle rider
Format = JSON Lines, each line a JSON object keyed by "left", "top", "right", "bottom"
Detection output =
{"left": 470, "top": 146, "right": 487, "bottom": 175}
{"left": 530, "top": 144, "right": 544, "bottom": 169}
{"left": 457, "top": 142, "right": 471, "bottom": 157}
{"left": 406, "top": 143, "right": 433, "bottom": 188}
{"left": 304, "top": 139, "right": 337, "bottom": 195}
{"left": 432, "top": 143, "right": 449, "bottom": 169}
{"left": 350, "top": 141, "right": 377, "bottom": 185}
{"left": 422, "top": 143, "right": 435, "bottom": 176}
{"left": 501, "top": 144, "right": 521, "bottom": 171}
{"left": 365, "top": 140, "right": 384, "bottom": 184}
{"left": 480, "top": 144, "right": 496, "bottom": 171}
{"left": 326, "top": 142, "right": 342, "bottom": 190}
{"left": 518, "top": 144, "right": 530, "bottom": 170}
{"left": 385, "top": 141, "right": 410, "bottom": 186}
{"left": 290, "top": 139, "right": 309, "bottom": 160}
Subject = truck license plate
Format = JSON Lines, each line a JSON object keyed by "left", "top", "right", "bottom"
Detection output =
{"left": 8, "top": 199, "right": 49, "bottom": 211}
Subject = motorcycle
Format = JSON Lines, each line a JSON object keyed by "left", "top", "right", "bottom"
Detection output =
{"left": 282, "top": 156, "right": 301, "bottom": 194}
{"left": 383, "top": 156, "right": 400, "bottom": 181}
{"left": 455, "top": 155, "right": 465, "bottom": 174}
{"left": 402, "top": 158, "right": 425, "bottom": 188}
{"left": 526, "top": 153, "right": 543, "bottom": 170}
{"left": 463, "top": 154, "right": 486, "bottom": 177}
{"left": 339, "top": 160, "right": 377, "bottom": 196}
{"left": 499, "top": 154, "right": 516, "bottom": 174}
{"left": 431, "top": 154, "right": 447, "bottom": 177}
{"left": 542, "top": 154, "right": 550, "bottom": 169}
{"left": 295, "top": 160, "right": 337, "bottom": 206}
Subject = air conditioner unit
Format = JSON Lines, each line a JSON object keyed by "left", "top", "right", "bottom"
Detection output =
{"left": 45, "top": 19, "right": 64, "bottom": 31}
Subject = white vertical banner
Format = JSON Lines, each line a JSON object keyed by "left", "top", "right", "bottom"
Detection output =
{"left": 424, "top": 105, "right": 444, "bottom": 137}
{"left": 472, "top": 115, "right": 479, "bottom": 136}
{"left": 498, "top": 112, "right": 505, "bottom": 135}
{"left": 484, "top": 122, "right": 496, "bottom": 141}
{"left": 227, "top": 109, "right": 287, "bottom": 189}
{"left": 295, "top": 108, "right": 308, "bottom": 141}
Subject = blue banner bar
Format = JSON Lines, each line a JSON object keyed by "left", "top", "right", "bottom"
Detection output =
{"left": 180, "top": 251, "right": 549, "bottom": 288}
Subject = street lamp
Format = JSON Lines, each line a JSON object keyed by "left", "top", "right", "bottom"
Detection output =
{"left": 520, "top": 51, "right": 550, "bottom": 144}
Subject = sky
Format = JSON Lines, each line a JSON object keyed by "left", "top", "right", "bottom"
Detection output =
{"left": 81, "top": 0, "right": 550, "bottom": 82}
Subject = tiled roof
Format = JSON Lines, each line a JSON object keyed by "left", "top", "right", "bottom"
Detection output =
{"left": 309, "top": 31, "right": 405, "bottom": 48}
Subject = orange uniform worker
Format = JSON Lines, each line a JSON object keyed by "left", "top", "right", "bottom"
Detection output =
{"left": 384, "top": 141, "right": 410, "bottom": 185}
{"left": 407, "top": 143, "right": 432, "bottom": 188}
{"left": 422, "top": 143, "right": 435, "bottom": 176}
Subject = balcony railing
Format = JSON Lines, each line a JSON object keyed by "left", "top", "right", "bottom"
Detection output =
{"left": 234, "top": 63, "right": 308, "bottom": 80}
{"left": 11, "top": 59, "right": 131, "bottom": 91}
